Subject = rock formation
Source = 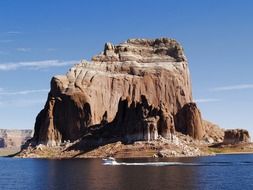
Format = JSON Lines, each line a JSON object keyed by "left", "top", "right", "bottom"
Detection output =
{"left": 202, "top": 120, "right": 224, "bottom": 143}
{"left": 175, "top": 103, "right": 204, "bottom": 139}
{"left": 32, "top": 38, "right": 206, "bottom": 146}
{"left": 223, "top": 129, "right": 251, "bottom": 144}
{"left": 0, "top": 129, "right": 33, "bottom": 148}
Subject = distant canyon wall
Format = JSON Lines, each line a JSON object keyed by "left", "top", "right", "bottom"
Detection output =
{"left": 0, "top": 129, "right": 33, "bottom": 148}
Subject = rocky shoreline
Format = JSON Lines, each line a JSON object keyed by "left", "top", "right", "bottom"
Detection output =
{"left": 15, "top": 140, "right": 253, "bottom": 159}
{"left": 15, "top": 143, "right": 253, "bottom": 160}
{"left": 14, "top": 128, "right": 253, "bottom": 159}
{"left": 17, "top": 134, "right": 208, "bottom": 159}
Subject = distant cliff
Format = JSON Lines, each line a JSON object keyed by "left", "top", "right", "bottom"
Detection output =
{"left": 223, "top": 129, "right": 251, "bottom": 144}
{"left": 31, "top": 37, "right": 218, "bottom": 147}
{"left": 0, "top": 129, "right": 33, "bottom": 148}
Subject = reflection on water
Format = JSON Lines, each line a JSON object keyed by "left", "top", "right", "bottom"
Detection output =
{"left": 0, "top": 154, "right": 253, "bottom": 190}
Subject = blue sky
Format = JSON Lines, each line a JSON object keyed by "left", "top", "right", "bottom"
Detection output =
{"left": 0, "top": 0, "right": 253, "bottom": 135}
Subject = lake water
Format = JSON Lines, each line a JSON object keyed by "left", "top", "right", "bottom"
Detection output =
{"left": 0, "top": 154, "right": 253, "bottom": 190}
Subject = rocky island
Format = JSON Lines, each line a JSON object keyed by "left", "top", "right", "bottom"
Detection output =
{"left": 17, "top": 38, "right": 252, "bottom": 158}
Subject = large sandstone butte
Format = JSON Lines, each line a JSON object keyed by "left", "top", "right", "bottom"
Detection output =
{"left": 33, "top": 38, "right": 206, "bottom": 146}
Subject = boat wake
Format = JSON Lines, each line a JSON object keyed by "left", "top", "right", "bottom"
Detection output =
{"left": 103, "top": 161, "right": 196, "bottom": 166}
{"left": 102, "top": 158, "right": 253, "bottom": 166}
{"left": 102, "top": 157, "right": 208, "bottom": 166}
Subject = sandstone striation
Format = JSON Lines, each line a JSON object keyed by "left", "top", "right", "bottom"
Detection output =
{"left": 32, "top": 38, "right": 206, "bottom": 146}
{"left": 223, "top": 129, "right": 251, "bottom": 144}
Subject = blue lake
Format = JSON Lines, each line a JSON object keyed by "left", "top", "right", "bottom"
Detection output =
{"left": 0, "top": 154, "right": 253, "bottom": 190}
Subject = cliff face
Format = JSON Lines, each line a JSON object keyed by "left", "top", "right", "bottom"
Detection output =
{"left": 0, "top": 129, "right": 33, "bottom": 148}
{"left": 223, "top": 129, "right": 251, "bottom": 144}
{"left": 175, "top": 103, "right": 204, "bottom": 139}
{"left": 202, "top": 120, "right": 224, "bottom": 143}
{"left": 33, "top": 38, "right": 205, "bottom": 146}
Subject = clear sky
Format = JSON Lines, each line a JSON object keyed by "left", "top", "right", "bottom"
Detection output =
{"left": 0, "top": 0, "right": 253, "bottom": 136}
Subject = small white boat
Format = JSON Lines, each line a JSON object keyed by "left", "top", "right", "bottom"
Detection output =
{"left": 102, "top": 157, "right": 118, "bottom": 165}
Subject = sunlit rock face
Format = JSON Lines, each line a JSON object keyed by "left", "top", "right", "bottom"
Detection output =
{"left": 32, "top": 38, "right": 205, "bottom": 146}
{"left": 175, "top": 103, "right": 204, "bottom": 140}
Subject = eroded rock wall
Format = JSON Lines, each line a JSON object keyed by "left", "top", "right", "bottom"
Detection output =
{"left": 32, "top": 38, "right": 205, "bottom": 146}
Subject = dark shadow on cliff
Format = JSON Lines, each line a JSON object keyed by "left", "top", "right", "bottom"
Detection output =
{"left": 65, "top": 96, "right": 164, "bottom": 158}
{"left": 64, "top": 120, "right": 126, "bottom": 158}
{"left": 64, "top": 124, "right": 126, "bottom": 158}
{"left": 67, "top": 137, "right": 123, "bottom": 158}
